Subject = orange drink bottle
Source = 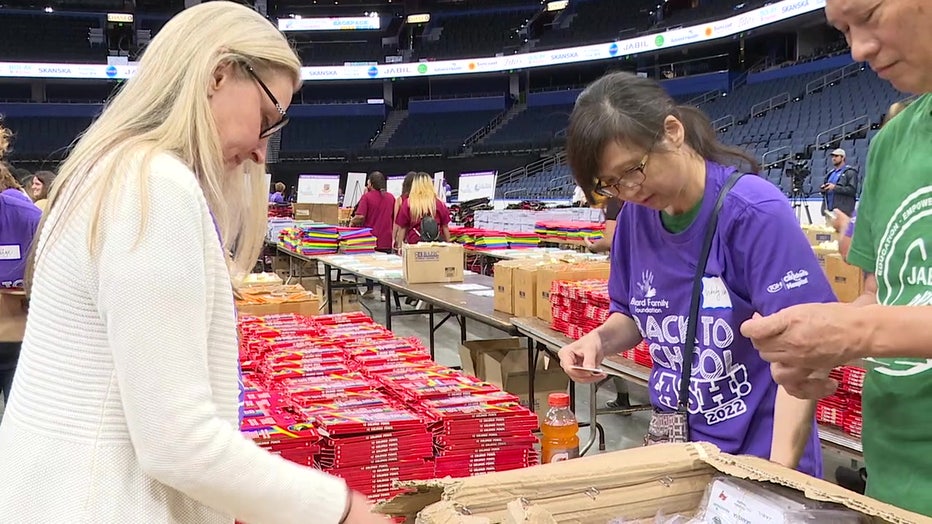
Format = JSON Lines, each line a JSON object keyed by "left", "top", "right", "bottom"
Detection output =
{"left": 540, "top": 392, "right": 580, "bottom": 463}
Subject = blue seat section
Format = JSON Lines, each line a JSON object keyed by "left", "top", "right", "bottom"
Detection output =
{"left": 280, "top": 116, "right": 385, "bottom": 154}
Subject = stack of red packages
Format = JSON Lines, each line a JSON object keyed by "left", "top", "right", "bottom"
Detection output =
{"left": 239, "top": 376, "right": 321, "bottom": 467}
{"left": 549, "top": 279, "right": 611, "bottom": 339}
{"left": 422, "top": 391, "right": 540, "bottom": 478}
{"left": 617, "top": 341, "right": 652, "bottom": 368}
{"left": 815, "top": 364, "right": 866, "bottom": 439}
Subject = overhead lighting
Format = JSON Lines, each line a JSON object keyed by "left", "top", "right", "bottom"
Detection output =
{"left": 546, "top": 1, "right": 568, "bottom": 11}
{"left": 44, "top": 6, "right": 53, "bottom": 12}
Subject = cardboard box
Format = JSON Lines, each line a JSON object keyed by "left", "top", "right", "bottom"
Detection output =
{"left": 459, "top": 338, "right": 526, "bottom": 380}
{"left": 826, "top": 254, "right": 864, "bottom": 303}
{"left": 513, "top": 266, "right": 540, "bottom": 318}
{"left": 314, "top": 284, "right": 363, "bottom": 314}
{"left": 812, "top": 245, "right": 839, "bottom": 272}
{"left": 459, "top": 338, "right": 568, "bottom": 425}
{"left": 402, "top": 243, "right": 464, "bottom": 284}
{"left": 235, "top": 284, "right": 319, "bottom": 317}
{"left": 802, "top": 225, "right": 838, "bottom": 246}
{"left": 238, "top": 272, "right": 283, "bottom": 288}
{"left": 377, "top": 442, "right": 927, "bottom": 524}
{"left": 493, "top": 261, "right": 525, "bottom": 314}
{"left": 536, "top": 262, "right": 611, "bottom": 322}
{"left": 293, "top": 203, "right": 339, "bottom": 224}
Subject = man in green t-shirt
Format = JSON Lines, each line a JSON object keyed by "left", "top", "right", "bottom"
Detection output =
{"left": 740, "top": 0, "right": 932, "bottom": 517}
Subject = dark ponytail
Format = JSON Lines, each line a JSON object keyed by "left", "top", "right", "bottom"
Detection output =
{"left": 567, "top": 71, "right": 759, "bottom": 198}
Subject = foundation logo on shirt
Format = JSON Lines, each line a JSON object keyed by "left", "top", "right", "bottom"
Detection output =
{"left": 872, "top": 185, "right": 932, "bottom": 377}
{"left": 637, "top": 270, "right": 657, "bottom": 298}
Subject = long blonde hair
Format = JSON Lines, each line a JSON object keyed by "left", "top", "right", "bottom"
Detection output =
{"left": 407, "top": 172, "right": 438, "bottom": 219}
{"left": 29, "top": 2, "right": 301, "bottom": 284}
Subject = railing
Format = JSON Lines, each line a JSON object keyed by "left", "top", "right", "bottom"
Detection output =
{"left": 711, "top": 115, "right": 734, "bottom": 132}
{"left": 686, "top": 90, "right": 722, "bottom": 107}
{"left": 463, "top": 105, "right": 516, "bottom": 147}
{"left": 806, "top": 62, "right": 864, "bottom": 94}
{"left": 496, "top": 150, "right": 567, "bottom": 197}
{"left": 814, "top": 115, "right": 870, "bottom": 150}
{"left": 409, "top": 91, "right": 503, "bottom": 101}
{"left": 751, "top": 92, "right": 789, "bottom": 117}
{"left": 761, "top": 146, "right": 792, "bottom": 169}
{"left": 731, "top": 71, "right": 749, "bottom": 91}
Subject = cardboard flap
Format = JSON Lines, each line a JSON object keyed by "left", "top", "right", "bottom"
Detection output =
{"left": 381, "top": 443, "right": 932, "bottom": 524}
{"left": 699, "top": 446, "right": 931, "bottom": 524}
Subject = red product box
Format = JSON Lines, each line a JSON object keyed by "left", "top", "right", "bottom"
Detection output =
{"left": 313, "top": 408, "right": 426, "bottom": 437}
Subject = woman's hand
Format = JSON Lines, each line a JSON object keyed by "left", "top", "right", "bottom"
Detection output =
{"left": 343, "top": 491, "right": 392, "bottom": 524}
{"left": 558, "top": 334, "right": 606, "bottom": 384}
{"left": 830, "top": 208, "right": 850, "bottom": 235}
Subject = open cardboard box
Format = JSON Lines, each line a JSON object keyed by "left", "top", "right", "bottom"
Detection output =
{"left": 377, "top": 442, "right": 930, "bottom": 524}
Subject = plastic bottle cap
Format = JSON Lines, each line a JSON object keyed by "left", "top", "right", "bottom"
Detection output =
{"left": 548, "top": 392, "right": 570, "bottom": 408}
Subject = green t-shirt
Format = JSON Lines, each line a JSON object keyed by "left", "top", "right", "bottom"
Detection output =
{"left": 847, "top": 93, "right": 932, "bottom": 517}
{"left": 661, "top": 197, "right": 704, "bottom": 233}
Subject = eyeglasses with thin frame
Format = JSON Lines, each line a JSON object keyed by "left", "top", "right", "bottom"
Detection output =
{"left": 593, "top": 150, "right": 651, "bottom": 198}
{"left": 243, "top": 64, "right": 289, "bottom": 139}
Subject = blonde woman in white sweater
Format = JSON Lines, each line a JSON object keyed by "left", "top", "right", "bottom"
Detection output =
{"left": 0, "top": 4, "right": 389, "bottom": 524}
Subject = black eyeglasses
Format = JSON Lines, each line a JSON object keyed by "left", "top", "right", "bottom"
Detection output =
{"left": 593, "top": 151, "right": 651, "bottom": 197}
{"left": 243, "top": 64, "right": 289, "bottom": 139}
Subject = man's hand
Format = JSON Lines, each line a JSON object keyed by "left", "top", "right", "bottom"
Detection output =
{"left": 822, "top": 183, "right": 836, "bottom": 191}
{"left": 741, "top": 304, "right": 866, "bottom": 398}
{"left": 829, "top": 208, "right": 850, "bottom": 235}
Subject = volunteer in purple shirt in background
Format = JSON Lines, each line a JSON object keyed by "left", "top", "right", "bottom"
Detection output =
{"left": 269, "top": 181, "right": 285, "bottom": 203}
{"left": 0, "top": 161, "right": 42, "bottom": 403}
{"left": 557, "top": 72, "right": 835, "bottom": 476}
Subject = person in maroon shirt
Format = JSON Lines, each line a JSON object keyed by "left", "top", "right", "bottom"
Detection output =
{"left": 351, "top": 171, "right": 395, "bottom": 252}
{"left": 394, "top": 172, "right": 451, "bottom": 246}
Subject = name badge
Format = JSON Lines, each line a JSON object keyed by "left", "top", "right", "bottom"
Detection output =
{"left": 0, "top": 245, "right": 22, "bottom": 261}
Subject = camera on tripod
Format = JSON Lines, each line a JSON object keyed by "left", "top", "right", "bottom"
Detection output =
{"left": 784, "top": 160, "right": 811, "bottom": 196}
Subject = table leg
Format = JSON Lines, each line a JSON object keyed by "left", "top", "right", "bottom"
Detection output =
{"left": 526, "top": 337, "right": 536, "bottom": 413}
{"left": 325, "top": 263, "right": 334, "bottom": 314}
{"left": 580, "top": 383, "right": 599, "bottom": 455}
{"left": 428, "top": 302, "right": 436, "bottom": 360}
{"left": 460, "top": 316, "right": 467, "bottom": 343}
{"left": 385, "top": 289, "right": 394, "bottom": 330}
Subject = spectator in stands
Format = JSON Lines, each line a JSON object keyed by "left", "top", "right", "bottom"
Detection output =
{"left": 558, "top": 71, "right": 835, "bottom": 477}
{"left": 0, "top": 3, "right": 388, "bottom": 524}
{"left": 395, "top": 172, "right": 451, "bottom": 246}
{"left": 30, "top": 170, "right": 56, "bottom": 212}
{"left": 269, "top": 181, "right": 286, "bottom": 203}
{"left": 742, "top": 0, "right": 932, "bottom": 516}
{"left": 819, "top": 148, "right": 858, "bottom": 216}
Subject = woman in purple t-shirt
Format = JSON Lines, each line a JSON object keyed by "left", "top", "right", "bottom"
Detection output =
{"left": 558, "top": 72, "right": 836, "bottom": 477}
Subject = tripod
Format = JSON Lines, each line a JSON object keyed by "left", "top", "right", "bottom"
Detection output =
{"left": 788, "top": 185, "right": 812, "bottom": 225}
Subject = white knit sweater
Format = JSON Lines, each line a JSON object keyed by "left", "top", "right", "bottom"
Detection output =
{"left": 0, "top": 153, "right": 348, "bottom": 523}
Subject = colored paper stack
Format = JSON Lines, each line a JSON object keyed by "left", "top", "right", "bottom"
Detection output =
{"left": 337, "top": 227, "right": 377, "bottom": 254}
{"left": 549, "top": 279, "right": 611, "bottom": 340}
{"left": 279, "top": 225, "right": 340, "bottom": 256}
{"left": 506, "top": 232, "right": 540, "bottom": 249}
{"left": 534, "top": 221, "right": 604, "bottom": 243}
{"left": 472, "top": 231, "right": 509, "bottom": 250}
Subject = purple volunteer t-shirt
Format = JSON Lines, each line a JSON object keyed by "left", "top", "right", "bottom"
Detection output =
{"left": 0, "top": 189, "right": 41, "bottom": 289}
{"left": 609, "top": 162, "right": 835, "bottom": 478}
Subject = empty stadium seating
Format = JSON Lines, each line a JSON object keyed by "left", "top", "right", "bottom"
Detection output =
{"left": 383, "top": 110, "right": 502, "bottom": 151}
{"left": 419, "top": 8, "right": 533, "bottom": 60}
{"left": 279, "top": 115, "right": 384, "bottom": 156}
{"left": 0, "top": 13, "right": 106, "bottom": 63}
